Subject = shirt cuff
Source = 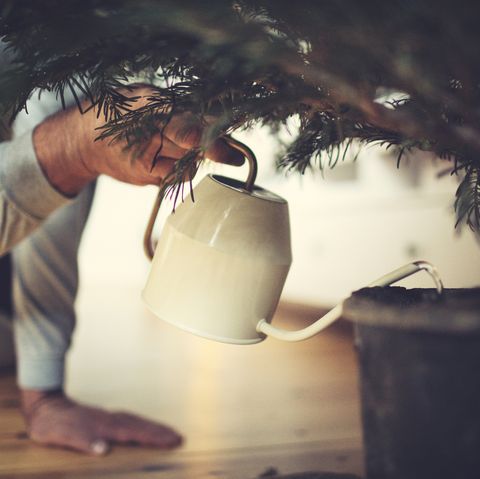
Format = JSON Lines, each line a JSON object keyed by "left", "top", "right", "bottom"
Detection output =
{"left": 0, "top": 130, "right": 71, "bottom": 221}
{"left": 16, "top": 356, "right": 65, "bottom": 391}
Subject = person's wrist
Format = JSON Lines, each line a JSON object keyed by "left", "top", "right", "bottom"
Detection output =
{"left": 20, "top": 388, "right": 64, "bottom": 422}
{"left": 33, "top": 106, "right": 98, "bottom": 197}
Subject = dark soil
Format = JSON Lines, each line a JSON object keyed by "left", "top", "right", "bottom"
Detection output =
{"left": 257, "top": 472, "right": 361, "bottom": 479}
{"left": 342, "top": 287, "right": 480, "bottom": 333}
{"left": 352, "top": 286, "right": 479, "bottom": 307}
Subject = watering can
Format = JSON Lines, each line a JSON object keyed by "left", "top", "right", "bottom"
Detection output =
{"left": 142, "top": 137, "right": 443, "bottom": 344}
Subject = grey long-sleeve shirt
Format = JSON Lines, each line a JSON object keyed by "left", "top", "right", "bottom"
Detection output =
{"left": 0, "top": 130, "right": 70, "bottom": 256}
{"left": 0, "top": 41, "right": 71, "bottom": 256}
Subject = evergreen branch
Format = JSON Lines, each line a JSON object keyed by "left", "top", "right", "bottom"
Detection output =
{"left": 2, "top": 0, "right": 480, "bottom": 230}
{"left": 455, "top": 165, "right": 480, "bottom": 231}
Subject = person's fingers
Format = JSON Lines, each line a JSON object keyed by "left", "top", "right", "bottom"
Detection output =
{"left": 22, "top": 391, "right": 181, "bottom": 455}
{"left": 116, "top": 90, "right": 244, "bottom": 166}
{"left": 35, "top": 433, "right": 110, "bottom": 456}
{"left": 141, "top": 157, "right": 177, "bottom": 184}
{"left": 131, "top": 136, "right": 188, "bottom": 185}
{"left": 148, "top": 134, "right": 244, "bottom": 168}
{"left": 205, "top": 137, "right": 245, "bottom": 166}
{"left": 162, "top": 113, "right": 203, "bottom": 150}
{"left": 148, "top": 135, "right": 188, "bottom": 161}
{"left": 162, "top": 115, "right": 245, "bottom": 166}
{"left": 104, "top": 412, "right": 183, "bottom": 449}
{"left": 137, "top": 135, "right": 198, "bottom": 184}
{"left": 149, "top": 157, "right": 198, "bottom": 184}
{"left": 28, "top": 411, "right": 110, "bottom": 456}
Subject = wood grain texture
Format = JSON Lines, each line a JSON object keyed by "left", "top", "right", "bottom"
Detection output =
{"left": 0, "top": 300, "right": 363, "bottom": 478}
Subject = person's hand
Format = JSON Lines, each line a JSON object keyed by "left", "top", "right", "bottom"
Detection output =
{"left": 21, "top": 389, "right": 182, "bottom": 455}
{"left": 33, "top": 85, "right": 244, "bottom": 196}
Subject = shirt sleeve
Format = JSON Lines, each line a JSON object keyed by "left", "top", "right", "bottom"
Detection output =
{"left": 0, "top": 129, "right": 71, "bottom": 255}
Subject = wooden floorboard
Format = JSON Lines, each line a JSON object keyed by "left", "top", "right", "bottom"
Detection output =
{"left": 0, "top": 300, "right": 363, "bottom": 478}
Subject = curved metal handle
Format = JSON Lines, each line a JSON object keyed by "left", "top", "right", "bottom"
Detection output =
{"left": 256, "top": 260, "right": 444, "bottom": 342}
{"left": 143, "top": 183, "right": 169, "bottom": 260}
{"left": 143, "top": 136, "right": 258, "bottom": 261}
{"left": 223, "top": 136, "right": 258, "bottom": 192}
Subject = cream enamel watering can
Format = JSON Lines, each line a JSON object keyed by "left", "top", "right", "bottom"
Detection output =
{"left": 142, "top": 138, "right": 443, "bottom": 344}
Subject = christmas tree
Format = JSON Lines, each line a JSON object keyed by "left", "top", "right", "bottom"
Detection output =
{"left": 1, "top": 0, "right": 479, "bottom": 229}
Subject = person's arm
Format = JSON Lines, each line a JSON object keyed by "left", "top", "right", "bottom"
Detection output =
{"left": 0, "top": 41, "right": 71, "bottom": 256}
{"left": 0, "top": 85, "right": 243, "bottom": 257}
{"left": 0, "top": 130, "right": 71, "bottom": 255}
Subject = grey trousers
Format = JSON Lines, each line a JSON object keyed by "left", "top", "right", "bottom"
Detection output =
{"left": 0, "top": 181, "right": 95, "bottom": 389}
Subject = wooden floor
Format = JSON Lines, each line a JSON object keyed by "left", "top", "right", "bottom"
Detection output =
{"left": 0, "top": 300, "right": 363, "bottom": 479}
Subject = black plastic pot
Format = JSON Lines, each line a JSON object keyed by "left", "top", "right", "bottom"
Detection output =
{"left": 342, "top": 287, "right": 480, "bottom": 479}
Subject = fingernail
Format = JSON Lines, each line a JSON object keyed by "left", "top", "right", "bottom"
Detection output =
{"left": 90, "top": 439, "right": 109, "bottom": 456}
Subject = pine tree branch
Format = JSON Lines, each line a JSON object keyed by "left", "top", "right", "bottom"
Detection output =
{"left": 1, "top": 0, "right": 480, "bottom": 229}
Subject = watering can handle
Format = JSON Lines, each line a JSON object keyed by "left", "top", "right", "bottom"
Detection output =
{"left": 256, "top": 261, "right": 444, "bottom": 342}
{"left": 143, "top": 136, "right": 258, "bottom": 260}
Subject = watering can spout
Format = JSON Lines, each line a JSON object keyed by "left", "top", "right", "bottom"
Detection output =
{"left": 256, "top": 304, "right": 344, "bottom": 342}
{"left": 255, "top": 261, "right": 444, "bottom": 342}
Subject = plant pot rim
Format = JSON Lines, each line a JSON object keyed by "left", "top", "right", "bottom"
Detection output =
{"left": 342, "top": 287, "right": 480, "bottom": 334}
